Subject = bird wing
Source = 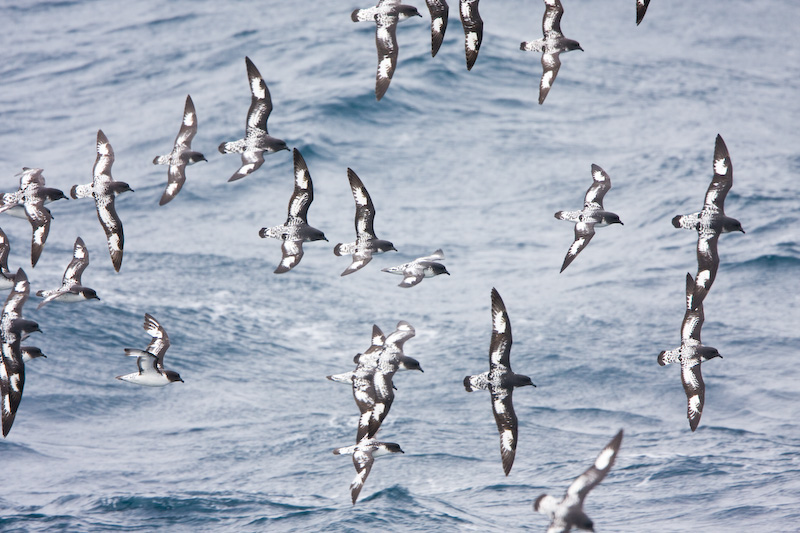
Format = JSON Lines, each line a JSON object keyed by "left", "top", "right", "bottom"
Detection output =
{"left": 584, "top": 164, "right": 612, "bottom": 209}
{"left": 62, "top": 237, "right": 89, "bottom": 286}
{"left": 703, "top": 134, "right": 733, "bottom": 213}
{"left": 560, "top": 221, "right": 595, "bottom": 272}
{"left": 565, "top": 429, "right": 623, "bottom": 505}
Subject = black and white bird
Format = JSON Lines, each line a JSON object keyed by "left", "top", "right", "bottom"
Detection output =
{"left": 0, "top": 167, "right": 66, "bottom": 222}
{"left": 424, "top": 0, "right": 448, "bottom": 57}
{"left": 381, "top": 249, "right": 449, "bottom": 287}
{"left": 259, "top": 148, "right": 328, "bottom": 273}
{"left": 219, "top": 57, "right": 289, "bottom": 182}
{"left": 153, "top": 94, "right": 206, "bottom": 205}
{"left": 116, "top": 313, "right": 183, "bottom": 387}
{"left": 555, "top": 164, "right": 622, "bottom": 272}
{"left": 0, "top": 228, "right": 16, "bottom": 289}
{"left": 366, "top": 321, "right": 420, "bottom": 439}
{"left": 327, "top": 325, "right": 386, "bottom": 385}
{"left": 459, "top": 0, "right": 483, "bottom": 70}
{"left": 636, "top": 0, "right": 651, "bottom": 25}
{"left": 658, "top": 273, "right": 722, "bottom": 432}
{"left": 520, "top": 0, "right": 583, "bottom": 104}
{"left": 0, "top": 168, "right": 68, "bottom": 267}
{"left": 36, "top": 237, "right": 99, "bottom": 309}
{"left": 333, "top": 438, "right": 405, "bottom": 504}
{"left": 351, "top": 0, "right": 422, "bottom": 100}
{"left": 71, "top": 130, "right": 134, "bottom": 273}
{"left": 672, "top": 135, "right": 744, "bottom": 300}
{"left": 533, "top": 429, "right": 624, "bottom": 533}
{"left": 464, "top": 288, "right": 535, "bottom": 476}
{"left": 327, "top": 325, "right": 387, "bottom": 442}
{"left": 1, "top": 268, "right": 42, "bottom": 437}
{"left": 334, "top": 169, "right": 396, "bottom": 276}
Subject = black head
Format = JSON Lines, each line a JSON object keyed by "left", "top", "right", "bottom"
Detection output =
{"left": 45, "top": 188, "right": 68, "bottom": 202}
{"left": 723, "top": 218, "right": 745, "bottom": 234}
{"left": 375, "top": 240, "right": 396, "bottom": 253}
{"left": 307, "top": 227, "right": 328, "bottom": 242}
{"left": 699, "top": 346, "right": 722, "bottom": 362}
{"left": 401, "top": 356, "right": 423, "bottom": 373}
{"left": 165, "top": 370, "right": 184, "bottom": 383}
{"left": 566, "top": 39, "right": 583, "bottom": 52}
{"left": 187, "top": 152, "right": 207, "bottom": 164}
{"left": 82, "top": 288, "right": 100, "bottom": 301}
{"left": 384, "top": 442, "right": 404, "bottom": 454}
{"left": 431, "top": 263, "right": 450, "bottom": 276}
{"left": 605, "top": 213, "right": 623, "bottom": 225}
{"left": 514, "top": 374, "right": 536, "bottom": 388}
{"left": 398, "top": 5, "right": 422, "bottom": 19}
{"left": 114, "top": 181, "right": 134, "bottom": 195}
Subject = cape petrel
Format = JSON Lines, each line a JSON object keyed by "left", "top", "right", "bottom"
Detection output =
{"left": 424, "top": 0, "right": 449, "bottom": 57}
{"left": 259, "top": 148, "right": 328, "bottom": 273}
{"left": 333, "top": 438, "right": 404, "bottom": 504}
{"left": 0, "top": 228, "right": 15, "bottom": 289}
{"left": 153, "top": 94, "right": 207, "bottom": 205}
{"left": 351, "top": 0, "right": 422, "bottom": 100}
{"left": 1, "top": 268, "right": 41, "bottom": 437}
{"left": 0, "top": 167, "right": 66, "bottom": 221}
{"left": 636, "top": 0, "right": 651, "bottom": 25}
{"left": 533, "top": 429, "right": 624, "bottom": 532}
{"left": 116, "top": 313, "right": 183, "bottom": 387}
{"left": 326, "top": 325, "right": 387, "bottom": 442}
{"left": 0, "top": 168, "right": 67, "bottom": 267}
{"left": 381, "top": 249, "right": 449, "bottom": 287}
{"left": 71, "top": 130, "right": 134, "bottom": 273}
{"left": 36, "top": 237, "right": 100, "bottom": 309}
{"left": 520, "top": 0, "right": 583, "bottom": 104}
{"left": 334, "top": 168, "right": 396, "bottom": 276}
{"left": 464, "top": 288, "right": 535, "bottom": 476}
{"left": 366, "top": 321, "right": 420, "bottom": 440}
{"left": 459, "top": 0, "right": 483, "bottom": 70}
{"left": 658, "top": 273, "right": 722, "bottom": 432}
{"left": 555, "top": 164, "right": 623, "bottom": 272}
{"left": 219, "top": 57, "right": 289, "bottom": 182}
{"left": 672, "top": 134, "right": 744, "bottom": 300}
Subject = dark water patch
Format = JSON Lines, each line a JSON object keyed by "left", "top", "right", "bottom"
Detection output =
{"left": 729, "top": 254, "right": 800, "bottom": 270}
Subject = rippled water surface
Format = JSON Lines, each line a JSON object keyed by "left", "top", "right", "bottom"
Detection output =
{"left": 1, "top": 1, "right": 798, "bottom": 531}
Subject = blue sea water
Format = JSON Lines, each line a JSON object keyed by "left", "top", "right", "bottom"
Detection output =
{"left": 0, "top": 0, "right": 798, "bottom": 531}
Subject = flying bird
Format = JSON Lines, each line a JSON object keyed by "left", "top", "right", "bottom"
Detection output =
{"left": 351, "top": 0, "right": 422, "bottom": 100}
{"left": 0, "top": 168, "right": 68, "bottom": 267}
{"left": 36, "top": 237, "right": 100, "bottom": 309}
{"left": 459, "top": 0, "right": 483, "bottom": 70}
{"left": 70, "top": 130, "right": 134, "bottom": 272}
{"left": 0, "top": 228, "right": 16, "bottom": 289}
{"left": 533, "top": 429, "right": 624, "bottom": 532}
{"left": 381, "top": 249, "right": 449, "bottom": 288}
{"left": 424, "top": 0, "right": 449, "bottom": 57}
{"left": 153, "top": 94, "right": 207, "bottom": 205}
{"left": 219, "top": 57, "right": 289, "bottom": 182}
{"left": 116, "top": 313, "right": 183, "bottom": 387}
{"left": 333, "top": 438, "right": 404, "bottom": 504}
{"left": 672, "top": 135, "right": 744, "bottom": 300}
{"left": 1, "top": 268, "right": 42, "bottom": 437}
{"left": 636, "top": 0, "right": 651, "bottom": 25}
{"left": 464, "top": 288, "right": 535, "bottom": 475}
{"left": 554, "top": 164, "right": 622, "bottom": 272}
{"left": 334, "top": 169, "right": 396, "bottom": 276}
{"left": 658, "top": 273, "right": 722, "bottom": 431}
{"left": 520, "top": 0, "right": 583, "bottom": 104}
{"left": 259, "top": 148, "right": 327, "bottom": 273}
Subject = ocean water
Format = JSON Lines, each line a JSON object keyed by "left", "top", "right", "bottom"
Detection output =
{"left": 0, "top": 0, "right": 798, "bottom": 531}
